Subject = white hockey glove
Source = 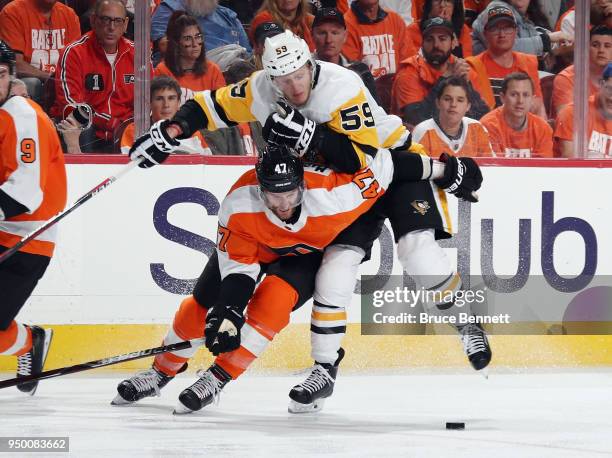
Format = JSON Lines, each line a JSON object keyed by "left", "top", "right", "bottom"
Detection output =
{"left": 262, "top": 100, "right": 318, "bottom": 157}
{"left": 434, "top": 153, "right": 482, "bottom": 203}
{"left": 128, "top": 120, "right": 180, "bottom": 169}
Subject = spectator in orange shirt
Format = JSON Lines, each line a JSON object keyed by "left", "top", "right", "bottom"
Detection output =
{"left": 391, "top": 17, "right": 489, "bottom": 128}
{"left": 250, "top": 0, "right": 316, "bottom": 51}
{"left": 0, "top": 0, "right": 81, "bottom": 101}
{"left": 412, "top": 76, "right": 493, "bottom": 157}
{"left": 481, "top": 72, "right": 553, "bottom": 157}
{"left": 342, "top": 0, "right": 416, "bottom": 111}
{"left": 121, "top": 76, "right": 210, "bottom": 155}
{"left": 405, "top": 0, "right": 473, "bottom": 58}
{"left": 551, "top": 26, "right": 612, "bottom": 118}
{"left": 154, "top": 11, "right": 226, "bottom": 103}
{"left": 342, "top": 0, "right": 410, "bottom": 80}
{"left": 311, "top": 7, "right": 379, "bottom": 102}
{"left": 466, "top": 4, "right": 546, "bottom": 118}
{"left": 555, "top": 63, "right": 612, "bottom": 158}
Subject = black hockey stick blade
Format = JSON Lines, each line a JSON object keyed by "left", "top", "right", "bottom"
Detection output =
{"left": 0, "top": 337, "right": 205, "bottom": 389}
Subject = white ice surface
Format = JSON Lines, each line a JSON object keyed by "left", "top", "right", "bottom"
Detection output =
{"left": 1, "top": 371, "right": 611, "bottom": 458}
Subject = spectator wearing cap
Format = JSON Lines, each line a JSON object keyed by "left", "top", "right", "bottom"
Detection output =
{"left": 554, "top": 63, "right": 612, "bottom": 158}
{"left": 471, "top": 0, "right": 572, "bottom": 57}
{"left": 153, "top": 11, "right": 226, "bottom": 104}
{"left": 551, "top": 26, "right": 612, "bottom": 118}
{"left": 481, "top": 72, "right": 553, "bottom": 157}
{"left": 466, "top": 4, "right": 545, "bottom": 118}
{"left": 405, "top": 0, "right": 472, "bottom": 59}
{"left": 391, "top": 17, "right": 489, "bottom": 128}
{"left": 253, "top": 21, "right": 285, "bottom": 70}
{"left": 250, "top": 0, "right": 316, "bottom": 51}
{"left": 311, "top": 7, "right": 379, "bottom": 101}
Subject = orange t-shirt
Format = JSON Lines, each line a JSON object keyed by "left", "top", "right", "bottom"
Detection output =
{"left": 412, "top": 117, "right": 493, "bottom": 157}
{"left": 342, "top": 7, "right": 411, "bottom": 79}
{"left": 551, "top": 65, "right": 598, "bottom": 118}
{"left": 250, "top": 11, "right": 315, "bottom": 51}
{"left": 554, "top": 97, "right": 612, "bottom": 158}
{"left": 480, "top": 107, "right": 553, "bottom": 157}
{"left": 404, "top": 21, "right": 473, "bottom": 58}
{"left": 467, "top": 51, "right": 542, "bottom": 109}
{"left": 154, "top": 60, "right": 226, "bottom": 104}
{"left": 0, "top": 0, "right": 81, "bottom": 73}
{"left": 390, "top": 54, "right": 481, "bottom": 114}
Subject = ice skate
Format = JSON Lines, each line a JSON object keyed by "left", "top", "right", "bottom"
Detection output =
{"left": 16, "top": 326, "right": 53, "bottom": 395}
{"left": 112, "top": 364, "right": 185, "bottom": 405}
{"left": 174, "top": 364, "right": 231, "bottom": 414}
{"left": 457, "top": 322, "right": 492, "bottom": 371}
{"left": 288, "top": 348, "right": 344, "bottom": 414}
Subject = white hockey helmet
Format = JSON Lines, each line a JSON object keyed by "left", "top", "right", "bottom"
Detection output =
{"left": 262, "top": 30, "right": 312, "bottom": 80}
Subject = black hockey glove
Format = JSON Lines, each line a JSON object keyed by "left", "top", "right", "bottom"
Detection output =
{"left": 434, "top": 153, "right": 483, "bottom": 203}
{"left": 129, "top": 120, "right": 180, "bottom": 169}
{"left": 204, "top": 305, "right": 245, "bottom": 356}
{"left": 262, "top": 100, "right": 320, "bottom": 157}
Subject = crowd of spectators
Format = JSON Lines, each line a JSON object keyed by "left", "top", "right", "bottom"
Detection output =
{"left": 0, "top": 0, "right": 609, "bottom": 157}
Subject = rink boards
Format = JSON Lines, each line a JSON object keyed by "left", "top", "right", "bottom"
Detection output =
{"left": 2, "top": 157, "right": 612, "bottom": 371}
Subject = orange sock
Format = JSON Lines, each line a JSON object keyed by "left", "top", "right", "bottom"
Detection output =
{"left": 154, "top": 296, "right": 207, "bottom": 376}
{"left": 0, "top": 321, "right": 32, "bottom": 356}
{"left": 215, "top": 275, "right": 298, "bottom": 379}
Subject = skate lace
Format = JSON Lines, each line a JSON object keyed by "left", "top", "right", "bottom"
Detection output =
{"left": 16, "top": 352, "right": 32, "bottom": 376}
{"left": 297, "top": 365, "right": 334, "bottom": 394}
{"left": 130, "top": 368, "right": 164, "bottom": 396}
{"left": 191, "top": 370, "right": 224, "bottom": 405}
{"left": 459, "top": 324, "right": 487, "bottom": 356}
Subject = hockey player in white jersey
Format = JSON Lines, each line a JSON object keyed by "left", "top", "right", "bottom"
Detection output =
{"left": 128, "top": 30, "right": 491, "bottom": 414}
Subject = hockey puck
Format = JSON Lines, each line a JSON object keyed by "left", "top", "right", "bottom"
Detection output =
{"left": 445, "top": 422, "right": 465, "bottom": 430}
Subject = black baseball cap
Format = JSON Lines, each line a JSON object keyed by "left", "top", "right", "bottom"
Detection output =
{"left": 254, "top": 22, "right": 284, "bottom": 45}
{"left": 484, "top": 5, "right": 517, "bottom": 30}
{"left": 312, "top": 8, "right": 346, "bottom": 29}
{"left": 420, "top": 17, "right": 454, "bottom": 37}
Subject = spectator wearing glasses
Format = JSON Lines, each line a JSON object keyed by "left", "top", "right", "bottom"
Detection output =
{"left": 554, "top": 63, "right": 612, "bottom": 158}
{"left": 52, "top": 0, "right": 142, "bottom": 153}
{"left": 154, "top": 11, "right": 226, "bottom": 104}
{"left": 0, "top": 0, "right": 81, "bottom": 101}
{"left": 471, "top": 0, "right": 572, "bottom": 57}
{"left": 466, "top": 5, "right": 546, "bottom": 118}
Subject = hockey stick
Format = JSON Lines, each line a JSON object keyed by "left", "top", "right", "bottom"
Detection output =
{"left": 0, "top": 337, "right": 205, "bottom": 389}
{"left": 0, "top": 158, "right": 142, "bottom": 265}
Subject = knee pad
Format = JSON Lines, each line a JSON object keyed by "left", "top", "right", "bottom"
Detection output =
{"left": 397, "top": 229, "right": 453, "bottom": 286}
{"left": 173, "top": 296, "right": 207, "bottom": 341}
{"left": 314, "top": 244, "right": 365, "bottom": 307}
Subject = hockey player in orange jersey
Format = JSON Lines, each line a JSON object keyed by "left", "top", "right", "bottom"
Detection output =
{"left": 0, "top": 41, "right": 67, "bottom": 396}
{"left": 114, "top": 142, "right": 482, "bottom": 413}
{"left": 125, "top": 30, "right": 491, "bottom": 413}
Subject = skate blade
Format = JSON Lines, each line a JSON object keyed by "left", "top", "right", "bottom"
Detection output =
{"left": 288, "top": 398, "right": 325, "bottom": 414}
{"left": 26, "top": 329, "right": 54, "bottom": 397}
{"left": 110, "top": 394, "right": 133, "bottom": 406}
{"left": 478, "top": 367, "right": 490, "bottom": 380}
{"left": 173, "top": 401, "right": 194, "bottom": 415}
